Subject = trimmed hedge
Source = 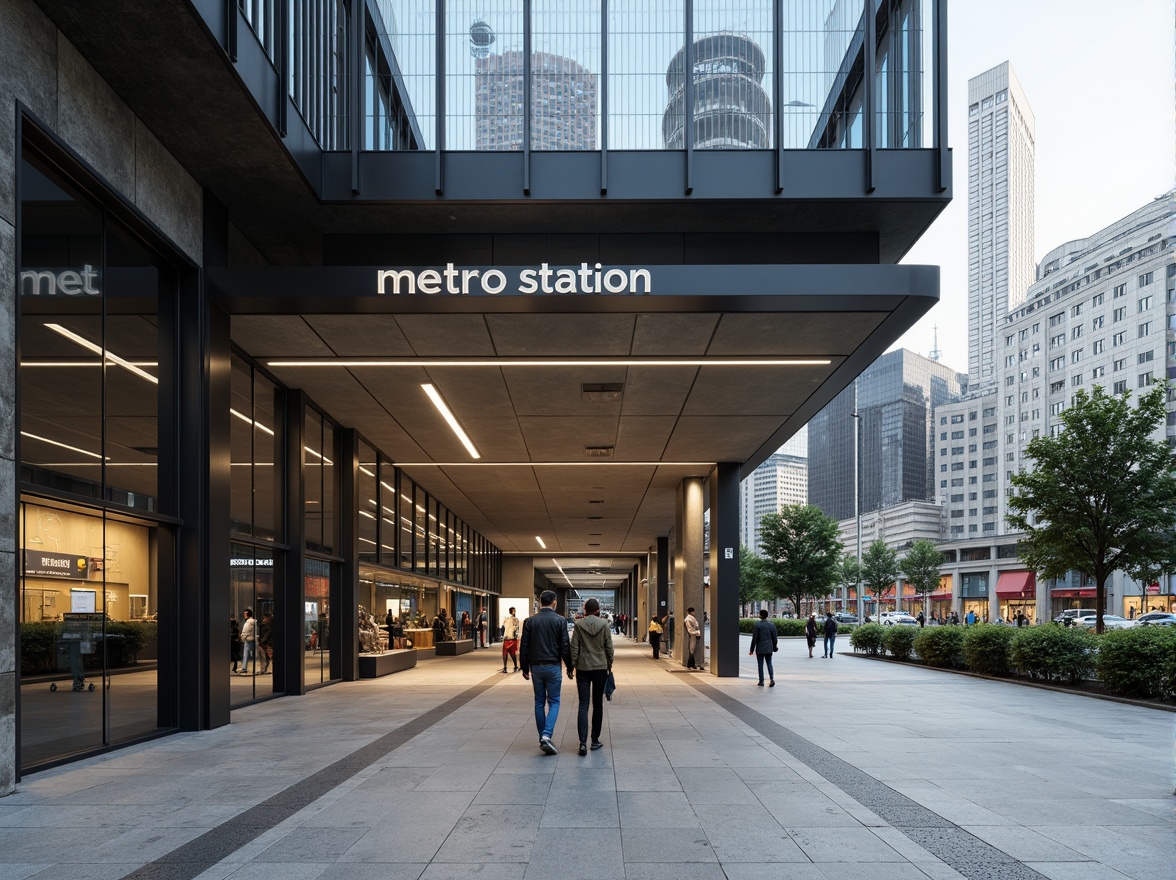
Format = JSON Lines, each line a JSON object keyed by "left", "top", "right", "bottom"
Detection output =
{"left": 962, "top": 624, "right": 1017, "bottom": 677}
{"left": 1094, "top": 626, "right": 1176, "bottom": 699}
{"left": 739, "top": 618, "right": 842, "bottom": 637}
{"left": 883, "top": 625, "right": 917, "bottom": 660}
{"left": 914, "top": 626, "right": 964, "bottom": 668}
{"left": 20, "top": 620, "right": 155, "bottom": 676}
{"left": 850, "top": 622, "right": 886, "bottom": 656}
{"left": 1010, "top": 625, "right": 1095, "bottom": 684}
{"left": 19, "top": 622, "right": 59, "bottom": 675}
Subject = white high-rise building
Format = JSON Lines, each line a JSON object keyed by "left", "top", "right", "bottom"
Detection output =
{"left": 740, "top": 452, "right": 807, "bottom": 555}
{"left": 968, "top": 62, "right": 1035, "bottom": 392}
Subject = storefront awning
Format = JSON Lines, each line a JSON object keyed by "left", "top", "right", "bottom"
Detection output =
{"left": 1052, "top": 588, "right": 1096, "bottom": 598}
{"left": 996, "top": 571, "right": 1036, "bottom": 598}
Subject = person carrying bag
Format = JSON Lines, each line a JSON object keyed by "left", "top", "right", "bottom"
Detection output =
{"left": 570, "top": 597, "right": 614, "bottom": 756}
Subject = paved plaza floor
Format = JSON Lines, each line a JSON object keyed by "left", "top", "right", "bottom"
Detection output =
{"left": 0, "top": 635, "right": 1172, "bottom": 880}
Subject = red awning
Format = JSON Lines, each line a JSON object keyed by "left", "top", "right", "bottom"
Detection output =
{"left": 1052, "top": 588, "right": 1096, "bottom": 598}
{"left": 996, "top": 571, "right": 1036, "bottom": 598}
{"left": 924, "top": 592, "right": 952, "bottom": 601}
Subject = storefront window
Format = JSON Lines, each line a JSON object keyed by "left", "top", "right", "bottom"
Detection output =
{"left": 399, "top": 474, "right": 415, "bottom": 570}
{"left": 304, "top": 409, "right": 323, "bottom": 551}
{"left": 18, "top": 501, "right": 164, "bottom": 769}
{"left": 414, "top": 484, "right": 427, "bottom": 573}
{"left": 229, "top": 543, "right": 276, "bottom": 704}
{"left": 304, "top": 557, "right": 333, "bottom": 687}
{"left": 378, "top": 456, "right": 399, "bottom": 569}
{"left": 358, "top": 441, "right": 378, "bottom": 565}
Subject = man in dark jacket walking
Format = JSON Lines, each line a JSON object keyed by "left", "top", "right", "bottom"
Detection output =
{"left": 520, "top": 590, "right": 572, "bottom": 755}
{"left": 749, "top": 609, "right": 778, "bottom": 686}
{"left": 822, "top": 611, "right": 838, "bottom": 658}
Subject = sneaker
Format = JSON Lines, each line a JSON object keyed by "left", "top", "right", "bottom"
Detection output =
{"left": 578, "top": 743, "right": 587, "bottom": 756}
{"left": 540, "top": 737, "right": 558, "bottom": 755}
{"left": 757, "top": 681, "right": 764, "bottom": 686}
{"left": 590, "top": 742, "right": 603, "bottom": 751}
{"left": 769, "top": 680, "right": 775, "bottom": 687}
{"left": 502, "top": 668, "right": 508, "bottom": 673}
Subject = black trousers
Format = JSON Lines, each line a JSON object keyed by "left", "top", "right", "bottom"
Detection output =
{"left": 576, "top": 668, "right": 608, "bottom": 744}
{"left": 649, "top": 632, "right": 661, "bottom": 658}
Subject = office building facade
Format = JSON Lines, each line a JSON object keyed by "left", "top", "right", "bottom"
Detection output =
{"left": 809, "top": 350, "right": 966, "bottom": 523}
{"left": 739, "top": 452, "right": 807, "bottom": 555}
{"left": 967, "top": 62, "right": 1035, "bottom": 391}
{"left": 1, "top": 0, "right": 949, "bottom": 788}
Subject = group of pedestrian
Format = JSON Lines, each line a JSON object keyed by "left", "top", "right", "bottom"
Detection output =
{"left": 229, "top": 609, "right": 273, "bottom": 675}
{"left": 519, "top": 590, "right": 613, "bottom": 757}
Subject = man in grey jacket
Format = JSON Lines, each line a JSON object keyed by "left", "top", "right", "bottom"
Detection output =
{"left": 570, "top": 597, "right": 615, "bottom": 755}
{"left": 519, "top": 590, "right": 572, "bottom": 755}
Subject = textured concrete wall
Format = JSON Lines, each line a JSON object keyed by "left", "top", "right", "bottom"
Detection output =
{"left": 672, "top": 478, "right": 705, "bottom": 668}
{"left": 0, "top": 0, "right": 203, "bottom": 794}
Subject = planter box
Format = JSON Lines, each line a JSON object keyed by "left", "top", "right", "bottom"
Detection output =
{"left": 434, "top": 639, "right": 475, "bottom": 656}
{"left": 358, "top": 649, "right": 418, "bottom": 678}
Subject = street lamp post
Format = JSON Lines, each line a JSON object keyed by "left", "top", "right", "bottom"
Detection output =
{"left": 852, "top": 408, "right": 863, "bottom": 624}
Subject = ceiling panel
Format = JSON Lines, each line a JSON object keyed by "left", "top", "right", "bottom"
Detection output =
{"left": 395, "top": 315, "right": 497, "bottom": 356}
{"left": 681, "top": 365, "right": 828, "bottom": 416}
{"left": 233, "top": 316, "right": 334, "bottom": 357}
{"left": 502, "top": 365, "right": 628, "bottom": 416}
{"left": 631, "top": 313, "right": 720, "bottom": 355}
{"left": 517, "top": 416, "right": 621, "bottom": 461}
{"left": 618, "top": 366, "right": 698, "bottom": 416}
{"left": 486, "top": 314, "right": 637, "bottom": 356}
{"left": 304, "top": 315, "right": 415, "bottom": 356}
{"left": 424, "top": 368, "right": 516, "bottom": 417}
{"left": 664, "top": 416, "right": 787, "bottom": 461}
{"left": 614, "top": 416, "right": 677, "bottom": 461}
{"left": 708, "top": 312, "right": 884, "bottom": 356}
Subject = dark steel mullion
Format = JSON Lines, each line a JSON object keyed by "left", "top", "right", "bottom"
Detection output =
{"left": 522, "top": 0, "right": 532, "bottom": 195}
{"left": 227, "top": 0, "right": 238, "bottom": 62}
{"left": 684, "top": 0, "right": 693, "bottom": 194}
{"left": 435, "top": 0, "right": 445, "bottom": 194}
{"left": 600, "top": 0, "right": 608, "bottom": 193}
{"left": 278, "top": 0, "right": 288, "bottom": 135}
{"left": 773, "top": 0, "right": 783, "bottom": 192}
{"left": 101, "top": 207, "right": 110, "bottom": 744}
{"left": 934, "top": 0, "right": 948, "bottom": 192}
{"left": 350, "top": 0, "right": 362, "bottom": 191}
{"left": 863, "top": 0, "right": 876, "bottom": 193}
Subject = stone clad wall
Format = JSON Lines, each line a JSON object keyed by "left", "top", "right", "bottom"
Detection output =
{"left": 0, "top": 0, "right": 203, "bottom": 794}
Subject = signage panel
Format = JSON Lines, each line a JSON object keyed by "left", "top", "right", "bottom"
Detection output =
{"left": 23, "top": 550, "right": 91, "bottom": 579}
{"left": 376, "top": 263, "right": 652, "bottom": 297}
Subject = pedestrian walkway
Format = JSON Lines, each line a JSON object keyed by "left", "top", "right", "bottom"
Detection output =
{"left": 0, "top": 636, "right": 1171, "bottom": 880}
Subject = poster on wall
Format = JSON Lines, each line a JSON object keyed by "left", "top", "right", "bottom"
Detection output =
{"left": 70, "top": 589, "right": 97, "bottom": 613}
{"left": 23, "top": 550, "right": 90, "bottom": 579}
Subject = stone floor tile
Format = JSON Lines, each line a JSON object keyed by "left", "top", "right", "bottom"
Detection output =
{"left": 787, "top": 827, "right": 907, "bottom": 863}
{"left": 621, "top": 827, "right": 718, "bottom": 863}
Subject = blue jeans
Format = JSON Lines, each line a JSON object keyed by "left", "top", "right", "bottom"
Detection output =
{"left": 530, "top": 665, "right": 562, "bottom": 739}
{"left": 240, "top": 640, "right": 255, "bottom": 673}
{"left": 755, "top": 653, "right": 774, "bottom": 683}
{"left": 823, "top": 634, "right": 836, "bottom": 657}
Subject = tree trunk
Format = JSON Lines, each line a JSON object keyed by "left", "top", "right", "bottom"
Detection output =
{"left": 1095, "top": 576, "right": 1106, "bottom": 635}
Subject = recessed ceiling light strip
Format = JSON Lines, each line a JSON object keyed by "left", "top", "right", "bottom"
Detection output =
{"left": 45, "top": 323, "right": 158, "bottom": 384}
{"left": 395, "top": 461, "right": 712, "bottom": 467}
{"left": 535, "top": 536, "right": 547, "bottom": 549}
{"left": 269, "top": 358, "right": 830, "bottom": 367}
{"left": 21, "top": 431, "right": 107, "bottom": 460}
{"left": 422, "top": 383, "right": 480, "bottom": 459}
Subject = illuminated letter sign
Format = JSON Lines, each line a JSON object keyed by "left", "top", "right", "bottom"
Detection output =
{"left": 20, "top": 264, "right": 101, "bottom": 296}
{"left": 376, "top": 263, "right": 651, "bottom": 296}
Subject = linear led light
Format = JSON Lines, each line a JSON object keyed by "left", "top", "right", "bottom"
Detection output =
{"left": 269, "top": 358, "right": 831, "bottom": 368}
{"left": 394, "top": 461, "right": 713, "bottom": 467}
{"left": 21, "top": 431, "right": 106, "bottom": 460}
{"left": 422, "top": 383, "right": 480, "bottom": 459}
{"left": 552, "top": 558, "right": 575, "bottom": 590}
{"left": 535, "top": 536, "right": 547, "bottom": 549}
{"left": 305, "top": 446, "right": 333, "bottom": 465}
{"left": 359, "top": 466, "right": 376, "bottom": 477}
{"left": 45, "top": 324, "right": 158, "bottom": 384}
{"left": 230, "top": 408, "right": 275, "bottom": 436}
{"left": 23, "top": 360, "right": 158, "bottom": 368}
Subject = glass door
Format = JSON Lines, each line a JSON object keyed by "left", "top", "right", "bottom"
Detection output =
{"left": 229, "top": 543, "right": 275, "bottom": 705}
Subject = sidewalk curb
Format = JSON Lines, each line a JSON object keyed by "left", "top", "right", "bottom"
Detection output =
{"left": 843, "top": 651, "right": 1176, "bottom": 712}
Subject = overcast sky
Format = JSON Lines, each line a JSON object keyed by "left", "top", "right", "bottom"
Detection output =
{"left": 893, "top": 0, "right": 1174, "bottom": 374}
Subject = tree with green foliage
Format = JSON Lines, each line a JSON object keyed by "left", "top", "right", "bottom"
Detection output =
{"left": 758, "top": 505, "right": 844, "bottom": 620}
{"left": 860, "top": 539, "right": 899, "bottom": 616}
{"left": 738, "top": 544, "right": 769, "bottom": 616}
{"left": 1006, "top": 383, "right": 1176, "bottom": 634}
{"left": 837, "top": 552, "right": 861, "bottom": 614}
{"left": 901, "top": 539, "right": 944, "bottom": 612}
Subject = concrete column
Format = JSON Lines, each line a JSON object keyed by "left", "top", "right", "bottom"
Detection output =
{"left": 673, "top": 477, "right": 705, "bottom": 667}
{"left": 0, "top": 219, "right": 14, "bottom": 795}
{"left": 708, "top": 463, "right": 740, "bottom": 677}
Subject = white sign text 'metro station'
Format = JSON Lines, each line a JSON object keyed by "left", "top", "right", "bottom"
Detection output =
{"left": 376, "top": 263, "right": 652, "bottom": 296}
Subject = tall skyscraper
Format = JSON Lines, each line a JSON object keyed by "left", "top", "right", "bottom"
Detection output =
{"left": 968, "top": 62, "right": 1035, "bottom": 392}
{"left": 739, "top": 452, "right": 808, "bottom": 555}
{"left": 663, "top": 33, "right": 772, "bottom": 149}
{"left": 473, "top": 20, "right": 598, "bottom": 151}
{"left": 809, "top": 350, "right": 966, "bottom": 522}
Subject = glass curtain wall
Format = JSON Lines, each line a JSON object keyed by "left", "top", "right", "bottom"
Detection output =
{"left": 228, "top": 355, "right": 283, "bottom": 705}
{"left": 17, "top": 150, "right": 175, "bottom": 771}
{"left": 303, "top": 405, "right": 339, "bottom": 687}
{"left": 364, "top": 0, "right": 930, "bottom": 152}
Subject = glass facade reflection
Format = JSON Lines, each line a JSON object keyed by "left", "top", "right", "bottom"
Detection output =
{"left": 809, "top": 349, "right": 965, "bottom": 522}
{"left": 291, "top": 0, "right": 938, "bottom": 152}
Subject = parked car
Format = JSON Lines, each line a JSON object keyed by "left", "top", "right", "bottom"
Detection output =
{"left": 1052, "top": 608, "right": 1098, "bottom": 626}
{"left": 1135, "top": 612, "right": 1176, "bottom": 627}
{"left": 832, "top": 611, "right": 858, "bottom": 624}
{"left": 1073, "top": 614, "right": 1136, "bottom": 630}
{"left": 879, "top": 611, "right": 918, "bottom": 626}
